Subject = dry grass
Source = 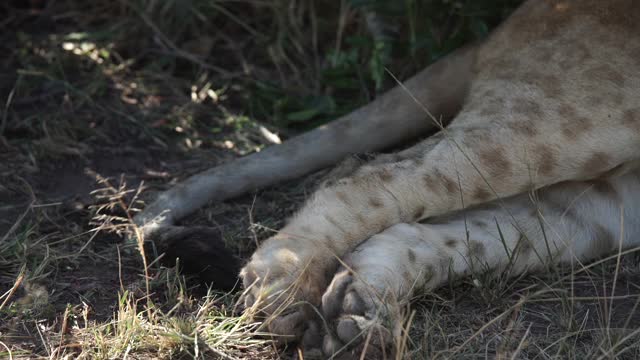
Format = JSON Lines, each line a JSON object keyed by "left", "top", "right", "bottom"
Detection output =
{"left": 4, "top": 0, "right": 640, "bottom": 359}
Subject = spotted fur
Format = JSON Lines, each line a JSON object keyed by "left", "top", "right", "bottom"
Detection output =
{"left": 239, "top": 1, "right": 640, "bottom": 356}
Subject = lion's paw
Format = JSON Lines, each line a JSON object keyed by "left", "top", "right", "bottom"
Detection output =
{"left": 320, "top": 270, "right": 398, "bottom": 358}
{"left": 239, "top": 242, "right": 332, "bottom": 343}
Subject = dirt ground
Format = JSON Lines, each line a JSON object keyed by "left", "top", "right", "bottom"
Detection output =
{"left": 0, "top": 120, "right": 304, "bottom": 357}
{"left": 3, "top": 1, "right": 640, "bottom": 359}
{"left": 0, "top": 3, "right": 305, "bottom": 358}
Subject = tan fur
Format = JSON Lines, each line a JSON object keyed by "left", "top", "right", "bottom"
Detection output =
{"left": 237, "top": 0, "right": 640, "bottom": 355}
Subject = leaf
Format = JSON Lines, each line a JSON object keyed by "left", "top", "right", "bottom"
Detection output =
{"left": 285, "top": 96, "right": 336, "bottom": 123}
{"left": 285, "top": 108, "right": 320, "bottom": 123}
{"left": 470, "top": 19, "right": 490, "bottom": 39}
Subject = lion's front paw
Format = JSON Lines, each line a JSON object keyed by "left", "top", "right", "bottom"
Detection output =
{"left": 239, "top": 241, "right": 333, "bottom": 342}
